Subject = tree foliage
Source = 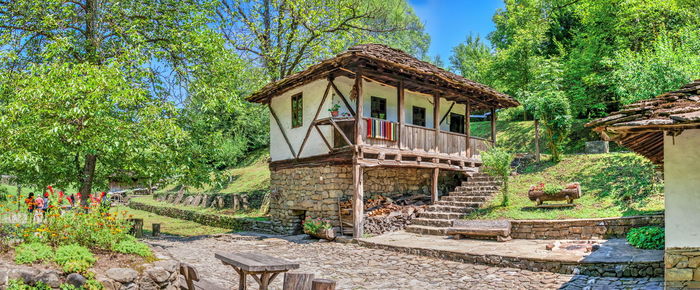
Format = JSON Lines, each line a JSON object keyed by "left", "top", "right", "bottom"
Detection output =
{"left": 481, "top": 147, "right": 515, "bottom": 206}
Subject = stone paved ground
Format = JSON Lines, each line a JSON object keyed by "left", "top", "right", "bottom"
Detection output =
{"left": 146, "top": 234, "right": 663, "bottom": 290}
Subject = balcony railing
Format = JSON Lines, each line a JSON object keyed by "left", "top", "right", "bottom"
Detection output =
{"left": 359, "top": 118, "right": 492, "bottom": 159}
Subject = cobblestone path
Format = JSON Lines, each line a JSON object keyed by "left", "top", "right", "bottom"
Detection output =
{"left": 146, "top": 234, "right": 663, "bottom": 290}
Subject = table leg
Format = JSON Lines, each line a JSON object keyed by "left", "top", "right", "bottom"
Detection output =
{"left": 233, "top": 267, "right": 247, "bottom": 290}
{"left": 258, "top": 273, "right": 271, "bottom": 290}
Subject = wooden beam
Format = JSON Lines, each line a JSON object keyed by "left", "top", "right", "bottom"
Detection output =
{"left": 298, "top": 82, "right": 332, "bottom": 157}
{"left": 397, "top": 81, "right": 405, "bottom": 149}
{"left": 432, "top": 168, "right": 439, "bottom": 203}
{"left": 465, "top": 102, "right": 471, "bottom": 158}
{"left": 534, "top": 119, "right": 541, "bottom": 161}
{"left": 268, "top": 104, "right": 298, "bottom": 159}
{"left": 314, "top": 125, "right": 333, "bottom": 151}
{"left": 329, "top": 77, "right": 356, "bottom": 116}
{"left": 328, "top": 119, "right": 353, "bottom": 147}
{"left": 434, "top": 94, "right": 441, "bottom": 153}
{"left": 352, "top": 163, "right": 364, "bottom": 238}
{"left": 354, "top": 70, "right": 364, "bottom": 146}
{"left": 439, "top": 101, "right": 456, "bottom": 125}
{"left": 491, "top": 108, "right": 497, "bottom": 144}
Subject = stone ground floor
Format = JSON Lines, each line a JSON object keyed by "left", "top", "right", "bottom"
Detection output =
{"left": 145, "top": 233, "right": 663, "bottom": 289}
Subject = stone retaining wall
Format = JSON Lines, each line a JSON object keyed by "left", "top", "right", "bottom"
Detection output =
{"left": 0, "top": 259, "right": 181, "bottom": 289}
{"left": 356, "top": 240, "right": 663, "bottom": 278}
{"left": 665, "top": 247, "right": 700, "bottom": 289}
{"left": 128, "top": 200, "right": 285, "bottom": 234}
{"left": 154, "top": 191, "right": 265, "bottom": 212}
{"left": 270, "top": 165, "right": 435, "bottom": 234}
{"left": 510, "top": 215, "right": 664, "bottom": 240}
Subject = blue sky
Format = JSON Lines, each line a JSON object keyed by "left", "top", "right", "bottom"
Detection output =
{"left": 409, "top": 0, "right": 504, "bottom": 62}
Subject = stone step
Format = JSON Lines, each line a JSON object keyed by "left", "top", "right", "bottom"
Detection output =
{"left": 461, "top": 181, "right": 502, "bottom": 186}
{"left": 441, "top": 196, "right": 490, "bottom": 203}
{"left": 434, "top": 200, "right": 483, "bottom": 208}
{"left": 456, "top": 185, "right": 500, "bottom": 191}
{"left": 426, "top": 205, "right": 476, "bottom": 214}
{"left": 419, "top": 211, "right": 467, "bottom": 220}
{"left": 410, "top": 218, "right": 453, "bottom": 227}
{"left": 448, "top": 191, "right": 497, "bottom": 197}
{"left": 405, "top": 225, "right": 449, "bottom": 235}
{"left": 467, "top": 176, "right": 502, "bottom": 182}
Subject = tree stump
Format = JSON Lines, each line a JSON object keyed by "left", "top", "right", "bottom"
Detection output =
{"left": 152, "top": 223, "right": 161, "bottom": 237}
{"left": 128, "top": 218, "right": 144, "bottom": 238}
{"left": 283, "top": 273, "right": 315, "bottom": 290}
{"left": 311, "top": 279, "right": 336, "bottom": 290}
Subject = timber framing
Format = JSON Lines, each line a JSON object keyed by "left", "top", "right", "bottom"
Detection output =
{"left": 588, "top": 79, "right": 700, "bottom": 165}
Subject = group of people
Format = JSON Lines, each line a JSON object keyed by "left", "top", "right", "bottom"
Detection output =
{"left": 23, "top": 188, "right": 110, "bottom": 221}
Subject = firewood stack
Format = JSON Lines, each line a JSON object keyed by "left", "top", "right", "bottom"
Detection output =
{"left": 338, "top": 193, "right": 428, "bottom": 235}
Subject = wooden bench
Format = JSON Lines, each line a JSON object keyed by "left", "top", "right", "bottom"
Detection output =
{"left": 447, "top": 220, "right": 512, "bottom": 242}
{"left": 180, "top": 263, "right": 226, "bottom": 290}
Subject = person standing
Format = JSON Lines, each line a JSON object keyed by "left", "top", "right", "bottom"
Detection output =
{"left": 24, "top": 192, "right": 35, "bottom": 222}
{"left": 41, "top": 192, "right": 51, "bottom": 214}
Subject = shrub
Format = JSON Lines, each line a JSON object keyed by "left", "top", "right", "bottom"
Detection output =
{"left": 481, "top": 147, "right": 515, "bottom": 206}
{"left": 112, "top": 238, "right": 153, "bottom": 257}
{"left": 627, "top": 226, "right": 664, "bottom": 250}
{"left": 8, "top": 279, "right": 52, "bottom": 290}
{"left": 302, "top": 217, "right": 332, "bottom": 235}
{"left": 14, "top": 242, "right": 53, "bottom": 264}
{"left": 53, "top": 244, "right": 96, "bottom": 273}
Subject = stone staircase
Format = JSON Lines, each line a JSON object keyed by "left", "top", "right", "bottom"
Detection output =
{"left": 405, "top": 173, "right": 502, "bottom": 235}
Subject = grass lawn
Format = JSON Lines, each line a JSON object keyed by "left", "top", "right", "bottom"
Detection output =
{"left": 469, "top": 152, "right": 664, "bottom": 220}
{"left": 113, "top": 206, "right": 232, "bottom": 236}
{"left": 130, "top": 195, "right": 268, "bottom": 220}
{"left": 158, "top": 149, "right": 270, "bottom": 195}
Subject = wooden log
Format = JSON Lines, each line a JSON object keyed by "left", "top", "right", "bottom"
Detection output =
{"left": 431, "top": 168, "right": 439, "bottom": 203}
{"left": 311, "top": 279, "right": 336, "bottom": 290}
{"left": 465, "top": 102, "right": 471, "bottom": 158}
{"left": 433, "top": 94, "right": 440, "bottom": 152}
{"left": 128, "top": 218, "right": 144, "bottom": 238}
{"left": 528, "top": 187, "right": 581, "bottom": 204}
{"left": 491, "top": 108, "right": 497, "bottom": 143}
{"left": 354, "top": 71, "right": 364, "bottom": 146}
{"left": 283, "top": 273, "right": 315, "bottom": 290}
{"left": 534, "top": 119, "right": 541, "bottom": 161}
{"left": 152, "top": 223, "right": 161, "bottom": 237}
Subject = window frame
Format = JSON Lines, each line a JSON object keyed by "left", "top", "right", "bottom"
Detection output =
{"left": 291, "top": 93, "right": 303, "bottom": 128}
{"left": 449, "top": 112, "right": 465, "bottom": 134}
{"left": 412, "top": 106, "right": 426, "bottom": 127}
{"left": 370, "top": 96, "right": 387, "bottom": 120}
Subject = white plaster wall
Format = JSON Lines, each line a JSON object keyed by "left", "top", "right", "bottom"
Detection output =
{"left": 665, "top": 129, "right": 700, "bottom": 247}
{"left": 269, "top": 79, "right": 334, "bottom": 161}
{"left": 361, "top": 80, "right": 398, "bottom": 122}
{"left": 439, "top": 99, "right": 466, "bottom": 132}
{"left": 405, "top": 91, "right": 435, "bottom": 128}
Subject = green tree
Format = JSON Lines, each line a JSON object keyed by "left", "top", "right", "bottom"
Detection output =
{"left": 216, "top": 0, "right": 429, "bottom": 81}
{"left": 481, "top": 147, "right": 515, "bottom": 206}
{"left": 449, "top": 34, "right": 494, "bottom": 84}
{"left": 0, "top": 0, "right": 216, "bottom": 205}
{"left": 528, "top": 92, "right": 572, "bottom": 162}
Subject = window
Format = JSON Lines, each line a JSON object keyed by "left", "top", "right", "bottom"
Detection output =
{"left": 291, "top": 93, "right": 303, "bottom": 128}
{"left": 371, "top": 96, "right": 387, "bottom": 119}
{"left": 412, "top": 106, "right": 426, "bottom": 127}
{"left": 449, "top": 113, "right": 465, "bottom": 134}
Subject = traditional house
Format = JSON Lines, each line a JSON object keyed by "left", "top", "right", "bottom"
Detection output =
{"left": 248, "top": 44, "right": 519, "bottom": 237}
{"left": 587, "top": 80, "right": 700, "bottom": 288}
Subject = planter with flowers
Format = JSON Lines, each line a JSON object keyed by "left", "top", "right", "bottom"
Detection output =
{"left": 302, "top": 216, "right": 335, "bottom": 241}
{"left": 328, "top": 104, "right": 341, "bottom": 118}
{"left": 528, "top": 182, "right": 581, "bottom": 205}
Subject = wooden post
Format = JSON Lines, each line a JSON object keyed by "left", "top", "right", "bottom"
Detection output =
{"left": 311, "top": 279, "right": 336, "bottom": 290}
{"left": 465, "top": 102, "right": 471, "bottom": 158}
{"left": 397, "top": 81, "right": 404, "bottom": 149}
{"left": 152, "top": 223, "right": 161, "bottom": 237}
{"left": 283, "top": 273, "right": 315, "bottom": 290}
{"left": 352, "top": 163, "right": 364, "bottom": 238}
{"left": 433, "top": 94, "right": 440, "bottom": 152}
{"left": 534, "top": 119, "right": 541, "bottom": 161}
{"left": 490, "top": 108, "right": 497, "bottom": 145}
{"left": 128, "top": 218, "right": 144, "bottom": 238}
{"left": 354, "top": 71, "right": 364, "bottom": 146}
{"left": 431, "top": 168, "right": 439, "bottom": 203}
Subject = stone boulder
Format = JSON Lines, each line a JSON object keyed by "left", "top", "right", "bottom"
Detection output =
{"left": 106, "top": 268, "right": 138, "bottom": 283}
{"left": 66, "top": 273, "right": 87, "bottom": 288}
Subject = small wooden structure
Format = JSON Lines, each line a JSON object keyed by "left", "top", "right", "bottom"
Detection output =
{"left": 128, "top": 218, "right": 144, "bottom": 238}
{"left": 215, "top": 252, "right": 300, "bottom": 290}
{"left": 528, "top": 185, "right": 581, "bottom": 205}
{"left": 447, "top": 220, "right": 512, "bottom": 242}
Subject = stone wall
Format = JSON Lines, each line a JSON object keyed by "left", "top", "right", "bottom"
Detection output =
{"left": 154, "top": 191, "right": 264, "bottom": 212}
{"left": 0, "top": 259, "right": 181, "bottom": 289}
{"left": 128, "top": 200, "right": 284, "bottom": 234}
{"left": 270, "top": 165, "right": 436, "bottom": 234}
{"left": 510, "top": 215, "right": 664, "bottom": 240}
{"left": 665, "top": 247, "right": 700, "bottom": 289}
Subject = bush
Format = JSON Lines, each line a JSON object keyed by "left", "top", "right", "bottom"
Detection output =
{"left": 53, "top": 244, "right": 96, "bottom": 273}
{"left": 302, "top": 217, "right": 332, "bottom": 235}
{"left": 112, "top": 238, "right": 153, "bottom": 257}
{"left": 14, "top": 242, "right": 53, "bottom": 264}
{"left": 627, "top": 226, "right": 664, "bottom": 250}
{"left": 481, "top": 147, "right": 515, "bottom": 206}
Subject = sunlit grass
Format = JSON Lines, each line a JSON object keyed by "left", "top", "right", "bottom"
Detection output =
{"left": 113, "top": 206, "right": 232, "bottom": 237}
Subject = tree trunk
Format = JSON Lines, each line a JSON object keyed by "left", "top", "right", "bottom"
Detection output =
{"left": 78, "top": 154, "right": 98, "bottom": 207}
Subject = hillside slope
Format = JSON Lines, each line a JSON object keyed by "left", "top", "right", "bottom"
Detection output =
{"left": 471, "top": 153, "right": 664, "bottom": 220}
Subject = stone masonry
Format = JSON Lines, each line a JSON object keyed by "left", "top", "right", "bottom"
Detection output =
{"left": 510, "top": 215, "right": 664, "bottom": 240}
{"left": 665, "top": 247, "right": 700, "bottom": 289}
{"left": 269, "top": 165, "right": 435, "bottom": 234}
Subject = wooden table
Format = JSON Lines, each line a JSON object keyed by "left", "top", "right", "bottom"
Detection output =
{"left": 215, "top": 252, "right": 300, "bottom": 290}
